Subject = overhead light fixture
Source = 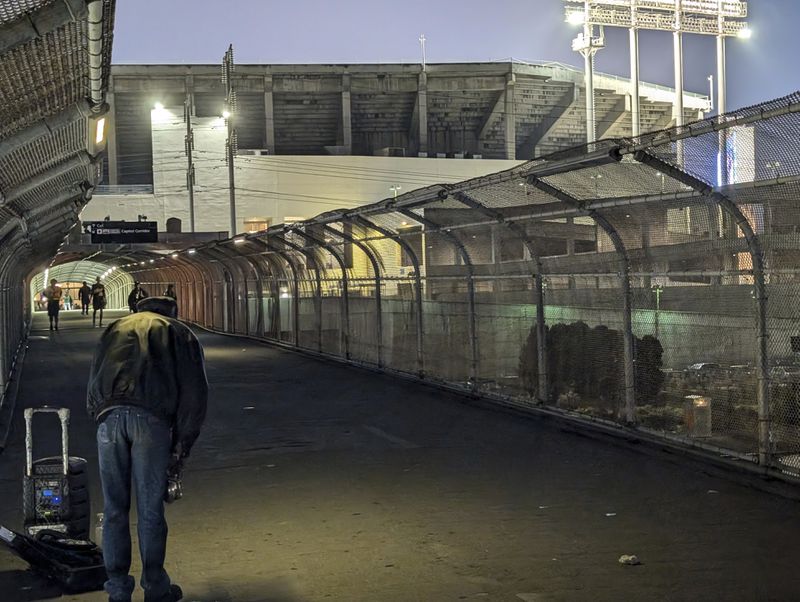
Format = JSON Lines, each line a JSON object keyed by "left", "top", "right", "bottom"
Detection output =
{"left": 95, "top": 117, "right": 106, "bottom": 144}
{"left": 234, "top": 238, "right": 245, "bottom": 244}
{"left": 188, "top": 249, "right": 197, "bottom": 255}
{"left": 171, "top": 253, "right": 178, "bottom": 259}
{"left": 154, "top": 102, "right": 164, "bottom": 110}
{"left": 566, "top": 10, "right": 585, "bottom": 26}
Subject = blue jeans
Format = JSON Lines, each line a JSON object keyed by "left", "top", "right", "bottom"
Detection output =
{"left": 97, "top": 406, "right": 173, "bottom": 601}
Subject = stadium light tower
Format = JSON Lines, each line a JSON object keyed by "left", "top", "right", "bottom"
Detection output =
{"left": 564, "top": 1, "right": 749, "bottom": 139}
{"left": 566, "top": 1, "right": 605, "bottom": 143}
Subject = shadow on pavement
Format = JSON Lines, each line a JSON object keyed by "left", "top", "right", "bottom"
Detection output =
{"left": 186, "top": 577, "right": 304, "bottom": 602}
{"left": 0, "top": 569, "right": 63, "bottom": 600}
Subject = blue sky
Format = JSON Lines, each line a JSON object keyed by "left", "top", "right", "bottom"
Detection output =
{"left": 113, "top": 0, "right": 798, "bottom": 110}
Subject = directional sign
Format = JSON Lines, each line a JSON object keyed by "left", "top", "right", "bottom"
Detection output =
{"left": 83, "top": 221, "right": 158, "bottom": 244}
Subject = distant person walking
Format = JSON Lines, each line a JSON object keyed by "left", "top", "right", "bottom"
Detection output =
{"left": 79, "top": 281, "right": 92, "bottom": 315}
{"left": 91, "top": 276, "right": 107, "bottom": 328}
{"left": 87, "top": 296, "right": 207, "bottom": 602}
{"left": 128, "top": 282, "right": 149, "bottom": 313}
{"left": 64, "top": 291, "right": 73, "bottom": 311}
{"left": 43, "top": 278, "right": 63, "bottom": 331}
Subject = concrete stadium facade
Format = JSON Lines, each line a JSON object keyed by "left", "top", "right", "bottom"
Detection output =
{"left": 88, "top": 61, "right": 710, "bottom": 235}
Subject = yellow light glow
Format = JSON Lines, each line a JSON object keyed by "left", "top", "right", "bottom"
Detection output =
{"left": 95, "top": 117, "right": 106, "bottom": 144}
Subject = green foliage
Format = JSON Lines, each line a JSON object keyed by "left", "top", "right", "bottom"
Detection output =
{"left": 519, "top": 321, "right": 665, "bottom": 408}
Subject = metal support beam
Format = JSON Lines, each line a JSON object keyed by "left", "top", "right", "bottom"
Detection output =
{"left": 247, "top": 236, "right": 303, "bottom": 347}
{"left": 398, "top": 207, "right": 479, "bottom": 390}
{"left": 272, "top": 233, "right": 324, "bottom": 351}
{"left": 353, "top": 215, "right": 425, "bottom": 377}
{"left": 0, "top": 0, "right": 88, "bottom": 54}
{"left": 528, "top": 176, "right": 636, "bottom": 423}
{"left": 323, "top": 222, "right": 383, "bottom": 367}
{"left": 454, "top": 192, "right": 549, "bottom": 402}
{"left": 633, "top": 149, "right": 771, "bottom": 466}
{"left": 289, "top": 227, "right": 351, "bottom": 360}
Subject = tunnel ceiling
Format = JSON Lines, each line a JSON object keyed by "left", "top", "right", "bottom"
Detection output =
{"left": 0, "top": 0, "right": 116, "bottom": 280}
{"left": 30, "top": 258, "right": 134, "bottom": 294}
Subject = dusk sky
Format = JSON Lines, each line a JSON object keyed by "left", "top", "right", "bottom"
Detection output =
{"left": 114, "top": 0, "right": 799, "bottom": 111}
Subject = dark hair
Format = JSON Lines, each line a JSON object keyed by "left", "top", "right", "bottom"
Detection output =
{"left": 136, "top": 296, "right": 177, "bottom": 318}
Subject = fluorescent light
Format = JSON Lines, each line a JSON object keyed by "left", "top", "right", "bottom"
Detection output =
{"left": 234, "top": 238, "right": 245, "bottom": 244}
{"left": 171, "top": 253, "right": 178, "bottom": 259}
{"left": 95, "top": 118, "right": 106, "bottom": 144}
{"left": 188, "top": 249, "right": 196, "bottom": 255}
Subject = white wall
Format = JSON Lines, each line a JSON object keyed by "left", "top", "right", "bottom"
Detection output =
{"left": 82, "top": 105, "right": 521, "bottom": 234}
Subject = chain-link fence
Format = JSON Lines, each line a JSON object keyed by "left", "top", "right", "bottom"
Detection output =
{"left": 131, "top": 92, "right": 800, "bottom": 479}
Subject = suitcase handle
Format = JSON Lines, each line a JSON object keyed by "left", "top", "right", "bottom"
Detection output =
{"left": 24, "top": 407, "right": 69, "bottom": 477}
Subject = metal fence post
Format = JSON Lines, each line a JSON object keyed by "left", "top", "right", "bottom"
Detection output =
{"left": 323, "top": 222, "right": 384, "bottom": 367}
{"left": 633, "top": 149, "right": 772, "bottom": 466}
{"left": 454, "top": 191, "right": 550, "bottom": 402}
{"left": 535, "top": 273, "right": 548, "bottom": 402}
{"left": 355, "top": 215, "right": 425, "bottom": 377}
{"left": 291, "top": 226, "right": 351, "bottom": 360}
{"left": 398, "top": 207, "right": 479, "bottom": 390}
{"left": 528, "top": 176, "right": 636, "bottom": 423}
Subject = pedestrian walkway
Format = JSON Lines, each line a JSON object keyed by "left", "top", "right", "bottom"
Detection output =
{"left": 0, "top": 311, "right": 799, "bottom": 601}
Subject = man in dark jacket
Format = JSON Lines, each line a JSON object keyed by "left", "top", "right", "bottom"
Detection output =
{"left": 127, "top": 282, "right": 148, "bottom": 313}
{"left": 79, "top": 281, "right": 92, "bottom": 315}
{"left": 87, "top": 296, "right": 208, "bottom": 602}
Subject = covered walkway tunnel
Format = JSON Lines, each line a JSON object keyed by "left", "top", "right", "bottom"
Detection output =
{"left": 3, "top": 1, "right": 800, "bottom": 599}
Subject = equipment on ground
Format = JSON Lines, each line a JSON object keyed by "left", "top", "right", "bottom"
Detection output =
{"left": 23, "top": 407, "right": 90, "bottom": 539}
{"left": 0, "top": 525, "right": 106, "bottom": 593}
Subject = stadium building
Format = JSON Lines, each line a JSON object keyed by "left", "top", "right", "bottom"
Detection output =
{"left": 81, "top": 61, "right": 709, "bottom": 234}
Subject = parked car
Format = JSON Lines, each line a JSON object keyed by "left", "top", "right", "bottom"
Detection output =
{"left": 769, "top": 365, "right": 800, "bottom": 382}
{"left": 687, "top": 362, "right": 724, "bottom": 374}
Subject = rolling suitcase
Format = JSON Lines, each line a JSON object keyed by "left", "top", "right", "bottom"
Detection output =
{"left": 22, "top": 407, "right": 90, "bottom": 539}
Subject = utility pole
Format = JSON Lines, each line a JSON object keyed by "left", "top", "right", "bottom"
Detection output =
{"left": 419, "top": 34, "right": 427, "bottom": 71}
{"left": 222, "top": 44, "right": 238, "bottom": 237}
{"left": 184, "top": 98, "right": 196, "bottom": 233}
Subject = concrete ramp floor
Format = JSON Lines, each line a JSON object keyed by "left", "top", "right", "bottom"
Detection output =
{"left": 1, "top": 310, "right": 798, "bottom": 601}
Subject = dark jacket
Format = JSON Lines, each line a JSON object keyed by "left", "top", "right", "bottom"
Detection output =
{"left": 86, "top": 311, "right": 208, "bottom": 456}
{"left": 128, "top": 286, "right": 148, "bottom": 309}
